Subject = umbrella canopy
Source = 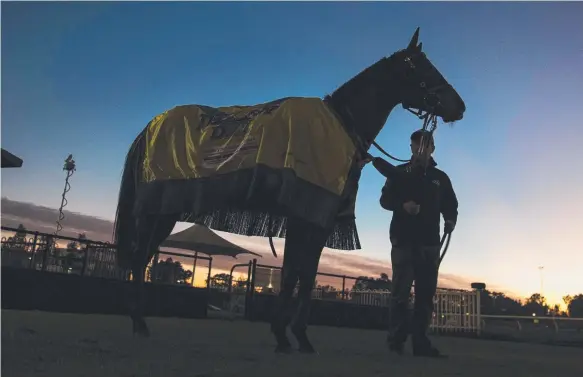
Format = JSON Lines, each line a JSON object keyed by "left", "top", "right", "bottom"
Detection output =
{"left": 161, "top": 224, "right": 261, "bottom": 258}
{"left": 1, "top": 149, "right": 23, "bottom": 168}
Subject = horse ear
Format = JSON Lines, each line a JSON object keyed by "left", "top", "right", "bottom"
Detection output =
{"left": 407, "top": 27, "right": 420, "bottom": 50}
{"left": 417, "top": 42, "right": 423, "bottom": 52}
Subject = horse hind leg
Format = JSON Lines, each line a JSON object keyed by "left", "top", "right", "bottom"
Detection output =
{"left": 129, "top": 214, "right": 177, "bottom": 337}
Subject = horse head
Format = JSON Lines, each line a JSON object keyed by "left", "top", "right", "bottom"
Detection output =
{"left": 397, "top": 28, "right": 466, "bottom": 124}
{"left": 326, "top": 28, "right": 466, "bottom": 148}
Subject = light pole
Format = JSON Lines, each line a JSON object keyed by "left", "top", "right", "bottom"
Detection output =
{"left": 538, "top": 266, "right": 544, "bottom": 298}
{"left": 54, "top": 154, "right": 76, "bottom": 236}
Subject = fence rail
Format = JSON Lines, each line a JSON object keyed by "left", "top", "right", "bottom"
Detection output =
{"left": 5, "top": 226, "right": 580, "bottom": 339}
{"left": 481, "top": 314, "right": 583, "bottom": 333}
{"left": 1, "top": 226, "right": 212, "bottom": 286}
{"left": 228, "top": 259, "right": 482, "bottom": 334}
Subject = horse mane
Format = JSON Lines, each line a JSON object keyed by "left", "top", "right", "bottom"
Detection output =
{"left": 326, "top": 50, "right": 406, "bottom": 102}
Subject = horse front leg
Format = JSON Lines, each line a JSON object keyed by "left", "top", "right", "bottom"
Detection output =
{"left": 271, "top": 221, "right": 302, "bottom": 353}
{"left": 290, "top": 221, "right": 328, "bottom": 354}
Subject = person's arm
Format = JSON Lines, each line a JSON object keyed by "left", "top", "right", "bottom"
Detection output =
{"left": 380, "top": 176, "right": 405, "bottom": 212}
{"left": 440, "top": 173, "right": 458, "bottom": 230}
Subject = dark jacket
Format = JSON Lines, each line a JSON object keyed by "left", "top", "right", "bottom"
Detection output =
{"left": 380, "top": 158, "right": 458, "bottom": 247}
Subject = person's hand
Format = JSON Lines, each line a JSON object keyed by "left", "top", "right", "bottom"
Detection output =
{"left": 444, "top": 220, "right": 456, "bottom": 234}
{"left": 403, "top": 201, "right": 420, "bottom": 215}
{"left": 357, "top": 153, "right": 373, "bottom": 169}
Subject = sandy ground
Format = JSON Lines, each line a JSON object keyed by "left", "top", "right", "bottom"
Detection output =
{"left": 2, "top": 310, "right": 583, "bottom": 377}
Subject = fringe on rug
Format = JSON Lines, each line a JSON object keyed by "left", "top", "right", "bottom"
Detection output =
{"left": 187, "top": 209, "right": 361, "bottom": 251}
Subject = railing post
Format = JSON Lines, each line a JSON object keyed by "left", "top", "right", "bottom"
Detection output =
{"left": 150, "top": 251, "right": 160, "bottom": 282}
{"left": 41, "top": 236, "right": 52, "bottom": 271}
{"left": 28, "top": 232, "right": 38, "bottom": 269}
{"left": 207, "top": 257, "right": 213, "bottom": 289}
{"left": 191, "top": 251, "right": 198, "bottom": 287}
{"left": 341, "top": 276, "right": 346, "bottom": 300}
{"left": 244, "top": 260, "right": 252, "bottom": 319}
{"left": 246, "top": 261, "right": 252, "bottom": 293}
{"left": 81, "top": 244, "right": 90, "bottom": 276}
{"left": 476, "top": 289, "right": 482, "bottom": 335}
{"left": 248, "top": 259, "right": 257, "bottom": 321}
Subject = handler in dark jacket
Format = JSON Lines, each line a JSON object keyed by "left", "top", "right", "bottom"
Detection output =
{"left": 379, "top": 129, "right": 458, "bottom": 357}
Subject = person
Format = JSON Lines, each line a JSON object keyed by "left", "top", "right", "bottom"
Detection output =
{"left": 378, "top": 129, "right": 458, "bottom": 358}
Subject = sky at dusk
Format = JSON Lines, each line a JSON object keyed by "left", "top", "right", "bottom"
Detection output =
{"left": 2, "top": 2, "right": 583, "bottom": 306}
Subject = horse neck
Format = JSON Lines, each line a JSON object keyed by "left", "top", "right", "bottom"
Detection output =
{"left": 326, "top": 57, "right": 405, "bottom": 146}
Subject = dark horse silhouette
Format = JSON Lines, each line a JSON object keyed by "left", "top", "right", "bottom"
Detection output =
{"left": 113, "top": 28, "right": 466, "bottom": 353}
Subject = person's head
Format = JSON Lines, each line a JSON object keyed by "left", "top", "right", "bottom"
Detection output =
{"left": 410, "top": 129, "right": 435, "bottom": 164}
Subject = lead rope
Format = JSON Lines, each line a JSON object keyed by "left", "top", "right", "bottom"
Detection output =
{"left": 370, "top": 112, "right": 438, "bottom": 163}
{"left": 268, "top": 215, "right": 278, "bottom": 257}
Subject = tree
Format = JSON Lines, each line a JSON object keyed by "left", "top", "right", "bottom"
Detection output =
{"left": 317, "top": 284, "right": 337, "bottom": 292}
{"left": 13, "top": 224, "right": 28, "bottom": 249}
{"left": 66, "top": 241, "right": 79, "bottom": 251}
{"left": 351, "top": 274, "right": 392, "bottom": 291}
{"left": 479, "top": 290, "right": 526, "bottom": 316}
{"left": 209, "top": 273, "right": 232, "bottom": 289}
{"left": 566, "top": 294, "right": 583, "bottom": 318}
{"left": 38, "top": 235, "right": 56, "bottom": 254}
{"left": 234, "top": 277, "right": 248, "bottom": 289}
{"left": 316, "top": 284, "right": 338, "bottom": 300}
{"left": 149, "top": 258, "right": 192, "bottom": 285}
{"left": 352, "top": 276, "right": 375, "bottom": 290}
{"left": 524, "top": 293, "right": 549, "bottom": 316}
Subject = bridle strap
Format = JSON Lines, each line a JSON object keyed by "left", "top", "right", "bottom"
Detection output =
{"left": 371, "top": 111, "right": 438, "bottom": 164}
{"left": 371, "top": 141, "right": 410, "bottom": 163}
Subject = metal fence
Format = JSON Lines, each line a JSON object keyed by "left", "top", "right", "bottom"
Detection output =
{"left": 227, "top": 259, "right": 482, "bottom": 334}
{"left": 0, "top": 226, "right": 212, "bottom": 286}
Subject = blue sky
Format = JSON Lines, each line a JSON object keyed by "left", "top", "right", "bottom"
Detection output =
{"left": 2, "top": 2, "right": 583, "bottom": 304}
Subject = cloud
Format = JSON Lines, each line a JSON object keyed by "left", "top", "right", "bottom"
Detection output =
{"left": 1, "top": 197, "right": 480, "bottom": 290}
{"left": 1, "top": 197, "right": 114, "bottom": 241}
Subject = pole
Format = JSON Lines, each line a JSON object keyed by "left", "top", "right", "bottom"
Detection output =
{"left": 54, "top": 154, "right": 76, "bottom": 237}
{"left": 538, "top": 266, "right": 544, "bottom": 298}
{"left": 191, "top": 252, "right": 198, "bottom": 287}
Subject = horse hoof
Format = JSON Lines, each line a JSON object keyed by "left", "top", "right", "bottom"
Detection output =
{"left": 291, "top": 327, "right": 316, "bottom": 354}
{"left": 274, "top": 344, "right": 293, "bottom": 354}
{"left": 134, "top": 328, "right": 150, "bottom": 338}
{"left": 132, "top": 319, "right": 150, "bottom": 338}
{"left": 298, "top": 345, "right": 317, "bottom": 354}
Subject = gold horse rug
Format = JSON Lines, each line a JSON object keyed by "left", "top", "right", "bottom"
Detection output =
{"left": 133, "top": 97, "right": 362, "bottom": 250}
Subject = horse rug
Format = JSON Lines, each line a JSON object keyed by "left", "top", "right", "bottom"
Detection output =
{"left": 134, "top": 97, "right": 362, "bottom": 250}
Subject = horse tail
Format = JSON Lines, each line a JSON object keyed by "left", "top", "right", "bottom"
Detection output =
{"left": 113, "top": 132, "right": 145, "bottom": 269}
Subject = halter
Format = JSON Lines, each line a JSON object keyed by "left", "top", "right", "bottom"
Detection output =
{"left": 371, "top": 111, "right": 438, "bottom": 163}
{"left": 370, "top": 50, "right": 446, "bottom": 164}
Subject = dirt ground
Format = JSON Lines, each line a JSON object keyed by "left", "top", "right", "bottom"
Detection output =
{"left": 2, "top": 310, "right": 582, "bottom": 377}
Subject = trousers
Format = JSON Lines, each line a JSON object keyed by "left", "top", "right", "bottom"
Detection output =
{"left": 388, "top": 243, "right": 440, "bottom": 349}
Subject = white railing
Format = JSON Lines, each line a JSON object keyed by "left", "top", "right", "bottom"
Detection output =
{"left": 480, "top": 314, "right": 583, "bottom": 333}
{"left": 314, "top": 288, "right": 482, "bottom": 334}
{"left": 432, "top": 289, "right": 481, "bottom": 334}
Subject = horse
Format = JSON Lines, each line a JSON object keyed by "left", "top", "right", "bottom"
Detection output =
{"left": 112, "top": 28, "right": 466, "bottom": 354}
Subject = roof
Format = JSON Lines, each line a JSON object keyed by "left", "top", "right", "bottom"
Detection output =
{"left": 161, "top": 224, "right": 261, "bottom": 258}
{"left": 1, "top": 149, "right": 23, "bottom": 168}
